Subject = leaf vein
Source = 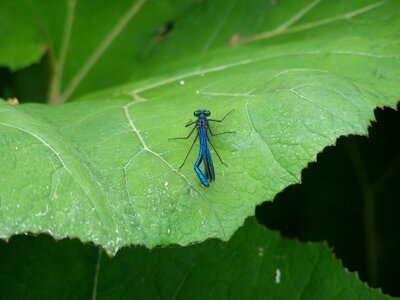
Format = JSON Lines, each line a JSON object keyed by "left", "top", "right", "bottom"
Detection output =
{"left": 275, "top": 0, "right": 321, "bottom": 32}
{"left": 0, "top": 122, "right": 116, "bottom": 238}
{"left": 61, "top": 0, "right": 147, "bottom": 101}
{"left": 122, "top": 105, "right": 199, "bottom": 190}
{"left": 126, "top": 50, "right": 398, "bottom": 104}
{"left": 236, "top": 0, "right": 387, "bottom": 45}
{"left": 202, "top": 0, "right": 238, "bottom": 52}
{"left": 245, "top": 101, "right": 298, "bottom": 181}
{"left": 91, "top": 248, "right": 103, "bottom": 300}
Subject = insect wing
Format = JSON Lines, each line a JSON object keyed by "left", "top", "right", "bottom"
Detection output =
{"left": 203, "top": 142, "right": 215, "bottom": 182}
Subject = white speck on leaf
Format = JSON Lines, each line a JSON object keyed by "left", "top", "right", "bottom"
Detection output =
{"left": 180, "top": 80, "right": 185, "bottom": 85}
{"left": 257, "top": 246, "right": 264, "bottom": 257}
{"left": 275, "top": 269, "right": 281, "bottom": 284}
{"left": 35, "top": 205, "right": 49, "bottom": 217}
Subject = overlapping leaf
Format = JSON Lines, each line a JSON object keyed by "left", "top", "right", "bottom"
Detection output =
{"left": 0, "top": 218, "right": 392, "bottom": 299}
{"left": 0, "top": 0, "right": 195, "bottom": 101}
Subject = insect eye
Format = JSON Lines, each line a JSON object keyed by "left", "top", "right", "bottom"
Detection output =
{"left": 204, "top": 110, "right": 211, "bottom": 117}
{"left": 193, "top": 110, "right": 200, "bottom": 117}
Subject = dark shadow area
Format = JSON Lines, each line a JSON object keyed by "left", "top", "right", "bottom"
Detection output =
{"left": 256, "top": 104, "right": 400, "bottom": 296}
{"left": 0, "top": 235, "right": 98, "bottom": 299}
{"left": 0, "top": 68, "right": 13, "bottom": 100}
{"left": 0, "top": 54, "right": 49, "bottom": 103}
{"left": 159, "top": 20, "right": 175, "bottom": 38}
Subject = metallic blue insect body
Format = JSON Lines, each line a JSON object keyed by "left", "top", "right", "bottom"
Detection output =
{"left": 170, "top": 109, "right": 234, "bottom": 188}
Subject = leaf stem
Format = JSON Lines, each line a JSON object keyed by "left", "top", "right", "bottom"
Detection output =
{"left": 47, "top": 0, "right": 76, "bottom": 105}
{"left": 371, "top": 150, "right": 400, "bottom": 195}
{"left": 46, "top": 49, "right": 61, "bottom": 104}
{"left": 61, "top": 0, "right": 146, "bottom": 102}
{"left": 91, "top": 247, "right": 103, "bottom": 300}
{"left": 346, "top": 140, "right": 378, "bottom": 286}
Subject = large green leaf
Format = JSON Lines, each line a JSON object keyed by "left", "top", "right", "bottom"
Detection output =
{"left": 0, "top": 0, "right": 399, "bottom": 254}
{"left": 0, "top": 218, "right": 393, "bottom": 299}
{"left": 133, "top": 0, "right": 400, "bottom": 80}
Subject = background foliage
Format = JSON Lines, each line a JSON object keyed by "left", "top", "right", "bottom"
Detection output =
{"left": 0, "top": 0, "right": 399, "bottom": 298}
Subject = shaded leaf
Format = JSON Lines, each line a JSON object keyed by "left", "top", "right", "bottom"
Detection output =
{"left": 0, "top": 0, "right": 400, "bottom": 254}
{"left": 0, "top": 218, "right": 393, "bottom": 299}
{"left": 0, "top": 0, "right": 194, "bottom": 102}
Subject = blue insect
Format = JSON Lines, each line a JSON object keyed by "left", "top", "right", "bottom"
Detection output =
{"left": 170, "top": 109, "right": 234, "bottom": 187}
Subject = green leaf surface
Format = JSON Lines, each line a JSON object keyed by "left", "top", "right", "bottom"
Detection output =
{"left": 1, "top": 1, "right": 400, "bottom": 254}
{"left": 0, "top": 218, "right": 393, "bottom": 300}
{"left": 133, "top": 0, "right": 400, "bottom": 81}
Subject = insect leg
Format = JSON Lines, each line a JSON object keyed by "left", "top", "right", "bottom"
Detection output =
{"left": 208, "top": 109, "right": 235, "bottom": 123}
{"left": 208, "top": 126, "right": 235, "bottom": 136}
{"left": 185, "top": 119, "right": 196, "bottom": 127}
{"left": 178, "top": 132, "right": 199, "bottom": 169}
{"left": 169, "top": 124, "right": 196, "bottom": 140}
{"left": 206, "top": 134, "right": 228, "bottom": 166}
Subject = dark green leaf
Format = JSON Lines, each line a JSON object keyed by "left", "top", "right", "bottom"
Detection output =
{"left": 0, "top": 218, "right": 393, "bottom": 299}
{"left": 0, "top": 1, "right": 399, "bottom": 254}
